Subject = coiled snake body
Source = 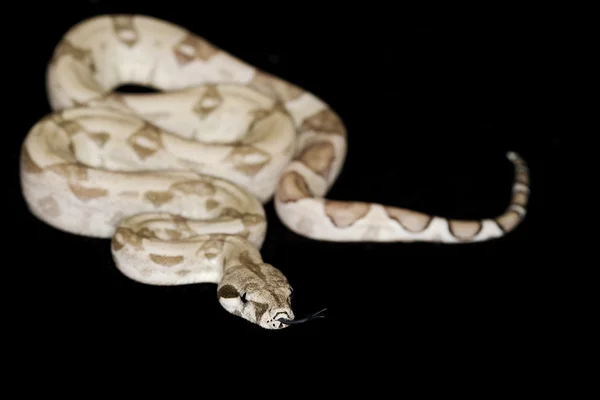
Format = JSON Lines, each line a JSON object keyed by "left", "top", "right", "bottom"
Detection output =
{"left": 19, "top": 15, "right": 530, "bottom": 329}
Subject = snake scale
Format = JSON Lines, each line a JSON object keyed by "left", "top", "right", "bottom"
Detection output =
{"left": 19, "top": 14, "right": 530, "bottom": 329}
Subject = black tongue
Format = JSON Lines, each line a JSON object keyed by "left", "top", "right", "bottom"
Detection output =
{"left": 277, "top": 308, "right": 328, "bottom": 325}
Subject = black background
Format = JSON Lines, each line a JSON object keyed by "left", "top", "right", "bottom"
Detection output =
{"left": 8, "top": 1, "right": 562, "bottom": 357}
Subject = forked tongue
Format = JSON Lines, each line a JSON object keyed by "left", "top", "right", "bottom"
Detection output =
{"left": 277, "top": 308, "right": 328, "bottom": 325}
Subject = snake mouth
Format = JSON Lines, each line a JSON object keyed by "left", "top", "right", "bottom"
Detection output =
{"left": 276, "top": 308, "right": 327, "bottom": 325}
{"left": 273, "top": 311, "right": 290, "bottom": 321}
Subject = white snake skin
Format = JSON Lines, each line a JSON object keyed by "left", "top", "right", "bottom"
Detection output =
{"left": 19, "top": 14, "right": 531, "bottom": 329}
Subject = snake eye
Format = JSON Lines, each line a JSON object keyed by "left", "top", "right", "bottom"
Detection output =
{"left": 240, "top": 292, "right": 248, "bottom": 304}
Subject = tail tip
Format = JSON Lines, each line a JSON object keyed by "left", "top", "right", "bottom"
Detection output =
{"left": 506, "top": 151, "right": 519, "bottom": 161}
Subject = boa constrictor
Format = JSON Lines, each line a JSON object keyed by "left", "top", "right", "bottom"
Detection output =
{"left": 19, "top": 14, "right": 530, "bottom": 329}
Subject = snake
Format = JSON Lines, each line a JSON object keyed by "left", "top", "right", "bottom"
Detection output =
{"left": 19, "top": 14, "right": 530, "bottom": 330}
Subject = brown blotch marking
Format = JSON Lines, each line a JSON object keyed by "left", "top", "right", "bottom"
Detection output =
{"left": 299, "top": 109, "right": 345, "bottom": 136}
{"left": 296, "top": 141, "right": 336, "bottom": 178}
{"left": 270, "top": 292, "right": 283, "bottom": 305}
{"left": 516, "top": 169, "right": 530, "bottom": 185}
{"left": 247, "top": 71, "right": 277, "bottom": 97}
{"left": 239, "top": 251, "right": 266, "bottom": 281}
{"left": 69, "top": 183, "right": 109, "bottom": 201}
{"left": 206, "top": 199, "right": 219, "bottom": 210}
{"left": 144, "top": 191, "right": 174, "bottom": 207}
{"left": 127, "top": 123, "right": 163, "bottom": 160}
{"left": 242, "top": 214, "right": 265, "bottom": 227}
{"left": 324, "top": 200, "right": 370, "bottom": 228}
{"left": 88, "top": 132, "right": 110, "bottom": 147}
{"left": 195, "top": 238, "right": 225, "bottom": 260}
{"left": 137, "top": 228, "right": 157, "bottom": 239}
{"left": 226, "top": 145, "right": 272, "bottom": 177}
{"left": 248, "top": 70, "right": 304, "bottom": 102}
{"left": 51, "top": 40, "right": 93, "bottom": 66}
{"left": 171, "top": 180, "right": 217, "bottom": 196}
{"left": 220, "top": 207, "right": 242, "bottom": 218}
{"left": 173, "top": 34, "right": 219, "bottom": 65}
{"left": 512, "top": 191, "right": 529, "bottom": 207}
{"left": 275, "top": 81, "right": 304, "bottom": 102}
{"left": 72, "top": 99, "right": 89, "bottom": 107}
{"left": 112, "top": 227, "right": 143, "bottom": 251}
{"left": 112, "top": 238, "right": 124, "bottom": 252}
{"left": 216, "top": 207, "right": 243, "bottom": 223}
{"left": 265, "top": 264, "right": 287, "bottom": 286}
{"left": 48, "top": 164, "right": 88, "bottom": 181}
{"left": 37, "top": 196, "right": 60, "bottom": 218}
{"left": 47, "top": 164, "right": 72, "bottom": 178}
{"left": 149, "top": 254, "right": 184, "bottom": 267}
{"left": 172, "top": 215, "right": 186, "bottom": 224}
{"left": 172, "top": 215, "right": 193, "bottom": 234}
{"left": 21, "top": 147, "right": 43, "bottom": 174}
{"left": 234, "top": 162, "right": 270, "bottom": 177}
{"left": 69, "top": 61, "right": 104, "bottom": 92}
{"left": 57, "top": 119, "right": 85, "bottom": 137}
{"left": 448, "top": 220, "right": 482, "bottom": 240}
{"left": 276, "top": 171, "right": 313, "bottom": 203}
{"left": 217, "top": 284, "right": 239, "bottom": 299}
{"left": 271, "top": 99, "right": 289, "bottom": 115}
{"left": 166, "top": 229, "right": 183, "bottom": 240}
{"left": 49, "top": 113, "right": 64, "bottom": 124}
{"left": 253, "top": 302, "right": 269, "bottom": 323}
{"left": 176, "top": 269, "right": 191, "bottom": 277}
{"left": 384, "top": 206, "right": 433, "bottom": 232}
{"left": 249, "top": 108, "right": 271, "bottom": 121}
{"left": 193, "top": 85, "right": 223, "bottom": 118}
{"left": 112, "top": 15, "right": 138, "bottom": 47}
{"left": 495, "top": 211, "right": 522, "bottom": 232}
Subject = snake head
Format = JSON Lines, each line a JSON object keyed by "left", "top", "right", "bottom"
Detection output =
{"left": 217, "top": 261, "right": 294, "bottom": 329}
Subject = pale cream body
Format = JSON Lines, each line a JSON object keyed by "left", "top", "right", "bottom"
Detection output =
{"left": 20, "top": 15, "right": 530, "bottom": 329}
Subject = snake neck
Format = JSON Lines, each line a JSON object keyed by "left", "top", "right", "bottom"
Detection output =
{"left": 109, "top": 213, "right": 262, "bottom": 283}
{"left": 110, "top": 222, "right": 295, "bottom": 329}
